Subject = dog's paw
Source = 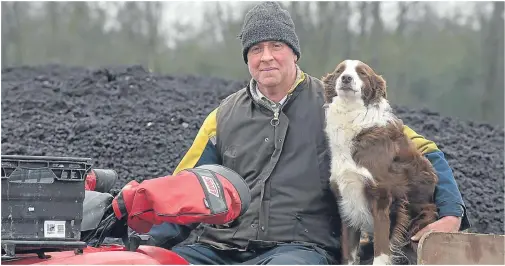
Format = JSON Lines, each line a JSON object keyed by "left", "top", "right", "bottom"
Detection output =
{"left": 347, "top": 259, "right": 360, "bottom": 265}
{"left": 343, "top": 257, "right": 360, "bottom": 265}
{"left": 342, "top": 252, "right": 360, "bottom": 264}
{"left": 372, "top": 254, "right": 391, "bottom": 265}
{"left": 345, "top": 245, "right": 360, "bottom": 264}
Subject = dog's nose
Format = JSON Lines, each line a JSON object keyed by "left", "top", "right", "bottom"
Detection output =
{"left": 341, "top": 74, "right": 353, "bottom": 84}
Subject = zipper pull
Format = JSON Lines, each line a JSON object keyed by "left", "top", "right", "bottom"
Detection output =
{"left": 270, "top": 109, "right": 279, "bottom": 127}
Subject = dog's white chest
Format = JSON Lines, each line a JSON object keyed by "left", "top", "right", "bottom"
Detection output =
{"left": 325, "top": 104, "right": 377, "bottom": 231}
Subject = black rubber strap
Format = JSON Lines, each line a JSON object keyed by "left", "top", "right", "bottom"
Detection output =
{"left": 115, "top": 191, "right": 128, "bottom": 219}
{"left": 195, "top": 165, "right": 250, "bottom": 216}
{"left": 187, "top": 168, "right": 228, "bottom": 215}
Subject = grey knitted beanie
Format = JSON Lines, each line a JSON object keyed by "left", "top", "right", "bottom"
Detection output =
{"left": 238, "top": 1, "right": 301, "bottom": 64}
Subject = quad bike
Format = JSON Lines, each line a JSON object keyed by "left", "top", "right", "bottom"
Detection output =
{"left": 1, "top": 156, "right": 503, "bottom": 265}
{"left": 1, "top": 157, "right": 250, "bottom": 265}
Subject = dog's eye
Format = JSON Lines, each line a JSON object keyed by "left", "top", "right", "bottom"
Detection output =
{"left": 359, "top": 71, "right": 366, "bottom": 75}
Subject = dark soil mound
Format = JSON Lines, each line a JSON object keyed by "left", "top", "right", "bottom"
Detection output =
{"left": 2, "top": 64, "right": 503, "bottom": 235}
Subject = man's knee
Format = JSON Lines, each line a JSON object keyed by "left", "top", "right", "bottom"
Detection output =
{"left": 171, "top": 244, "right": 230, "bottom": 265}
{"left": 259, "top": 246, "right": 329, "bottom": 265}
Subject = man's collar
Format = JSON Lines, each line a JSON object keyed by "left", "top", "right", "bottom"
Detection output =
{"left": 255, "top": 85, "right": 288, "bottom": 106}
{"left": 250, "top": 65, "right": 304, "bottom": 106}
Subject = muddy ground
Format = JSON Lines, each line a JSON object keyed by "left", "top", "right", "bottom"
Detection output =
{"left": 2, "top": 64, "right": 503, "bottom": 235}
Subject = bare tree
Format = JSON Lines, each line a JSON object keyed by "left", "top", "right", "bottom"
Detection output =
{"left": 286, "top": 2, "right": 308, "bottom": 45}
{"left": 370, "top": 2, "right": 384, "bottom": 68}
{"left": 1, "top": 2, "right": 12, "bottom": 66}
{"left": 359, "top": 2, "right": 369, "bottom": 38}
{"left": 144, "top": 2, "right": 163, "bottom": 71}
{"left": 117, "top": 2, "right": 142, "bottom": 42}
{"left": 341, "top": 2, "right": 352, "bottom": 59}
{"left": 315, "top": 2, "right": 339, "bottom": 69}
{"left": 11, "top": 2, "right": 24, "bottom": 65}
{"left": 396, "top": 2, "right": 419, "bottom": 36}
{"left": 393, "top": 1, "right": 419, "bottom": 103}
{"left": 45, "top": 2, "right": 60, "bottom": 62}
{"left": 481, "top": 2, "right": 504, "bottom": 121}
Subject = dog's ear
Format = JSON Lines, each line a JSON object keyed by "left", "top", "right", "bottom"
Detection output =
{"left": 373, "top": 74, "right": 387, "bottom": 99}
{"left": 363, "top": 72, "right": 387, "bottom": 106}
{"left": 322, "top": 71, "right": 338, "bottom": 104}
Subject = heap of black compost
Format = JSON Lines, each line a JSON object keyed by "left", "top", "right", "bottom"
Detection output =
{"left": 2, "top": 64, "right": 503, "bottom": 235}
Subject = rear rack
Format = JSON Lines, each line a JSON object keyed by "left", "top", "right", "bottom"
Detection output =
{"left": 1, "top": 155, "right": 92, "bottom": 259}
{"left": 1, "top": 240, "right": 87, "bottom": 260}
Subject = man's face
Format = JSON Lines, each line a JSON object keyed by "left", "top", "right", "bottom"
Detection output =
{"left": 247, "top": 41, "right": 297, "bottom": 89}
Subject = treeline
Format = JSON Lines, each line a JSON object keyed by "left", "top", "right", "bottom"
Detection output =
{"left": 1, "top": 1, "right": 503, "bottom": 125}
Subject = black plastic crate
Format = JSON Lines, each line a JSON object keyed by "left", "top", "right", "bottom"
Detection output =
{"left": 1, "top": 155, "right": 92, "bottom": 243}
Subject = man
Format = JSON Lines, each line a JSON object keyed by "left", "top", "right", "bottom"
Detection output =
{"left": 154, "top": 2, "right": 470, "bottom": 264}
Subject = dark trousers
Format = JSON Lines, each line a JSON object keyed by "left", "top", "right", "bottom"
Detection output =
{"left": 172, "top": 243, "right": 332, "bottom": 265}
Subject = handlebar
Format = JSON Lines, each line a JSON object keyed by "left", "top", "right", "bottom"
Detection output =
{"left": 81, "top": 202, "right": 147, "bottom": 251}
{"left": 81, "top": 204, "right": 119, "bottom": 247}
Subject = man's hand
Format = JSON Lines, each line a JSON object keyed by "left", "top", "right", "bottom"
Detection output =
{"left": 411, "top": 216, "right": 462, "bottom": 241}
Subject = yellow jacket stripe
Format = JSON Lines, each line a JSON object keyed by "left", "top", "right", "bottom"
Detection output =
{"left": 403, "top": 125, "right": 439, "bottom": 154}
{"left": 173, "top": 108, "right": 218, "bottom": 175}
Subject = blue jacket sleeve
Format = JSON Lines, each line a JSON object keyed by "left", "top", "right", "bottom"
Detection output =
{"left": 425, "top": 150, "right": 471, "bottom": 231}
{"left": 403, "top": 125, "right": 471, "bottom": 231}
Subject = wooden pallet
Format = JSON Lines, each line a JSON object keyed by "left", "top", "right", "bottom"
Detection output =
{"left": 416, "top": 231, "right": 505, "bottom": 265}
